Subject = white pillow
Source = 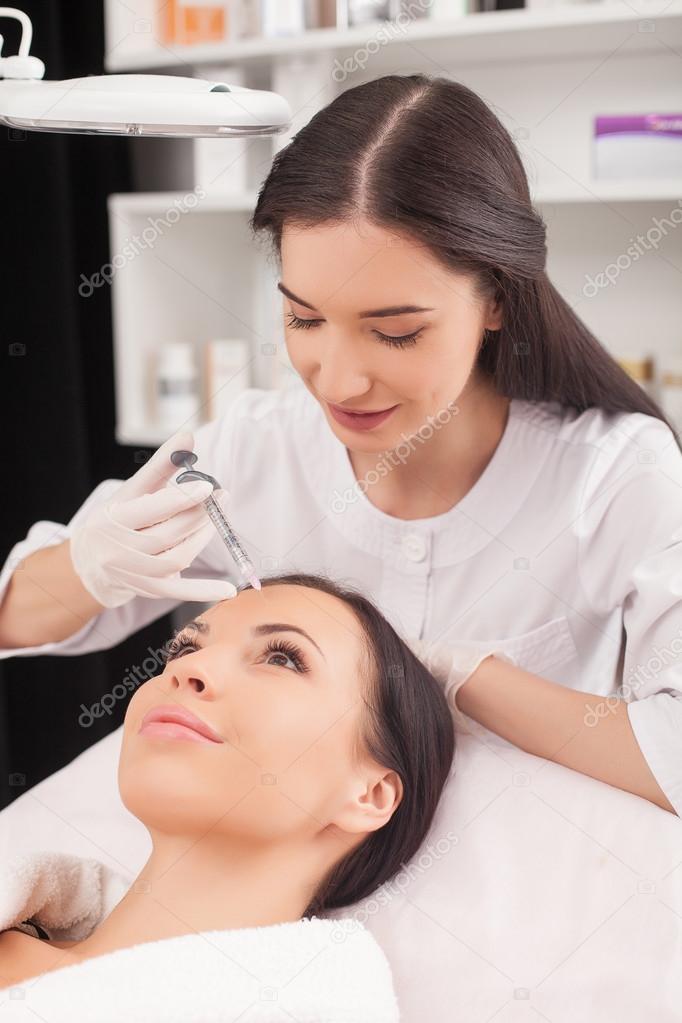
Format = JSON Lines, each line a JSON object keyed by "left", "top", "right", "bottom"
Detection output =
{"left": 1, "top": 722, "right": 679, "bottom": 1022}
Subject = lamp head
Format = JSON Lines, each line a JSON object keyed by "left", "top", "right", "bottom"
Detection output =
{"left": 0, "top": 8, "right": 291, "bottom": 138}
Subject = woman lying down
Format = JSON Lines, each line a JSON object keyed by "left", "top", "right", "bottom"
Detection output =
{"left": 0, "top": 573, "right": 454, "bottom": 1020}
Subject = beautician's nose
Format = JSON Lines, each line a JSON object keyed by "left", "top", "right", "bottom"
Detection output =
{"left": 314, "top": 334, "right": 372, "bottom": 404}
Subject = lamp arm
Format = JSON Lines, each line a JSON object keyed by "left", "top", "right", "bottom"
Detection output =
{"left": 0, "top": 8, "right": 44, "bottom": 80}
{"left": 0, "top": 7, "right": 32, "bottom": 55}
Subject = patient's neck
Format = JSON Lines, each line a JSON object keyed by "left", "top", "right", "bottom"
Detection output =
{"left": 69, "top": 832, "right": 327, "bottom": 957}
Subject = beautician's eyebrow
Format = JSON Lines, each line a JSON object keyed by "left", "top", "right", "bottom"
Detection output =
{"left": 277, "top": 282, "right": 434, "bottom": 319}
{"left": 177, "top": 618, "right": 326, "bottom": 661}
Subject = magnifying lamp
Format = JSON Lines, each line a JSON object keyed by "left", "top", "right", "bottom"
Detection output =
{"left": 0, "top": 7, "right": 292, "bottom": 138}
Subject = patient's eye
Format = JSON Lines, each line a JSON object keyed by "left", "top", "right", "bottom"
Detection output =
{"left": 163, "top": 632, "right": 310, "bottom": 674}
{"left": 262, "top": 638, "right": 309, "bottom": 674}
{"left": 164, "top": 632, "right": 198, "bottom": 662}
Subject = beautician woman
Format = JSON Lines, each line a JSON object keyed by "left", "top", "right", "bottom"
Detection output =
{"left": 1, "top": 74, "right": 681, "bottom": 817}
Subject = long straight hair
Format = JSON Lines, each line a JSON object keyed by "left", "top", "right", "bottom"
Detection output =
{"left": 250, "top": 73, "right": 681, "bottom": 451}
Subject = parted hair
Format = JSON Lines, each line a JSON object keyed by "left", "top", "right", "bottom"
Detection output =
{"left": 250, "top": 73, "right": 680, "bottom": 451}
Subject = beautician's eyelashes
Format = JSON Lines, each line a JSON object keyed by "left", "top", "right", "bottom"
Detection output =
{"left": 286, "top": 311, "right": 321, "bottom": 331}
{"left": 163, "top": 632, "right": 310, "bottom": 675}
{"left": 286, "top": 311, "right": 422, "bottom": 349}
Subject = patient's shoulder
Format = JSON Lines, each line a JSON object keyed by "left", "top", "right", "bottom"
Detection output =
{"left": 0, "top": 928, "right": 81, "bottom": 987}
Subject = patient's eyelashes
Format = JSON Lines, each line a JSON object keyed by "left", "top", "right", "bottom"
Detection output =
{"left": 164, "top": 633, "right": 198, "bottom": 662}
{"left": 163, "top": 632, "right": 310, "bottom": 675}
{"left": 261, "top": 638, "right": 310, "bottom": 675}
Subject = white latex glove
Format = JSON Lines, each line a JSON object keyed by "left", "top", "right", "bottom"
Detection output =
{"left": 407, "top": 636, "right": 518, "bottom": 730}
{"left": 69, "top": 430, "right": 238, "bottom": 609}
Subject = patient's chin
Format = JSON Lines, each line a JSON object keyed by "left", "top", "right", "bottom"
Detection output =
{"left": 117, "top": 762, "right": 214, "bottom": 834}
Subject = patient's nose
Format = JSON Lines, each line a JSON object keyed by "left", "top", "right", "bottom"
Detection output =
{"left": 172, "top": 670, "right": 205, "bottom": 693}
{"left": 165, "top": 655, "right": 216, "bottom": 697}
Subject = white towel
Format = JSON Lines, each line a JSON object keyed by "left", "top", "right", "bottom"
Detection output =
{"left": 0, "top": 849, "right": 129, "bottom": 943}
{"left": 0, "top": 851, "right": 400, "bottom": 1022}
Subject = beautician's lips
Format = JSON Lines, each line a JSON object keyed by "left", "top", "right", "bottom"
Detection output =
{"left": 327, "top": 401, "right": 399, "bottom": 432}
{"left": 139, "top": 704, "right": 225, "bottom": 745}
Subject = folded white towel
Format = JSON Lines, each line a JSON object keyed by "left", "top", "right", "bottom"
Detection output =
{"left": 0, "top": 851, "right": 400, "bottom": 1022}
{"left": 0, "top": 849, "right": 129, "bottom": 942}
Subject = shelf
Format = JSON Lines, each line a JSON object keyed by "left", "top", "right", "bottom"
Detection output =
{"left": 116, "top": 388, "right": 306, "bottom": 448}
{"left": 107, "top": 180, "right": 682, "bottom": 218}
{"left": 109, "top": 190, "right": 260, "bottom": 214}
{"left": 105, "top": 1, "right": 682, "bottom": 448}
{"left": 534, "top": 178, "right": 682, "bottom": 203}
{"left": 107, "top": 185, "right": 305, "bottom": 447}
{"left": 105, "top": 1, "right": 682, "bottom": 73}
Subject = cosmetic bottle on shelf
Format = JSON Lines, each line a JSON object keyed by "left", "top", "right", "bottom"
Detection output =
{"left": 348, "top": 1, "right": 389, "bottom": 25}
{"left": 155, "top": 342, "right": 201, "bottom": 431}
{"left": 261, "top": 0, "right": 306, "bottom": 35}
{"left": 229, "top": 0, "right": 262, "bottom": 38}
{"left": 426, "top": 0, "right": 469, "bottom": 17}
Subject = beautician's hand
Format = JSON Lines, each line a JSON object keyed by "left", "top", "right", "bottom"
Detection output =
{"left": 69, "top": 431, "right": 238, "bottom": 608}
{"left": 407, "top": 636, "right": 518, "bottom": 728}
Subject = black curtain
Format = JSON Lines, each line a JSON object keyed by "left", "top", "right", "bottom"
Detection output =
{"left": 0, "top": 1, "right": 174, "bottom": 809}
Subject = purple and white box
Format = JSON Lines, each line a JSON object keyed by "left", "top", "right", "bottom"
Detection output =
{"left": 594, "top": 113, "right": 682, "bottom": 179}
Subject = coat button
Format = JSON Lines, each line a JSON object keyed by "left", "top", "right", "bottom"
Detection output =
{"left": 402, "top": 534, "right": 427, "bottom": 562}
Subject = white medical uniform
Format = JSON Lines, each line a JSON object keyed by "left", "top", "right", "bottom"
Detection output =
{"left": 2, "top": 385, "right": 681, "bottom": 815}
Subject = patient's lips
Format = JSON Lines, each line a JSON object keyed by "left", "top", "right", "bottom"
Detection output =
{"left": 139, "top": 704, "right": 225, "bottom": 745}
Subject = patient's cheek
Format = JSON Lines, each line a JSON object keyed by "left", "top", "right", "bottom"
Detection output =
{"left": 122, "top": 683, "right": 158, "bottom": 729}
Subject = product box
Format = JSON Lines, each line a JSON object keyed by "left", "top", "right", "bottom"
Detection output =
{"left": 160, "top": 2, "right": 229, "bottom": 45}
{"left": 594, "top": 113, "right": 682, "bottom": 179}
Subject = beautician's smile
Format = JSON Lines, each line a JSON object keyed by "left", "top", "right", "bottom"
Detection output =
{"left": 327, "top": 401, "right": 399, "bottom": 432}
{"left": 138, "top": 704, "right": 225, "bottom": 745}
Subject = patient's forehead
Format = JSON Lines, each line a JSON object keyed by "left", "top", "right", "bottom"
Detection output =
{"left": 200, "top": 583, "right": 368, "bottom": 661}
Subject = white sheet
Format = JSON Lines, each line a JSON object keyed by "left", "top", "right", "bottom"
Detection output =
{"left": 1, "top": 721, "right": 680, "bottom": 1022}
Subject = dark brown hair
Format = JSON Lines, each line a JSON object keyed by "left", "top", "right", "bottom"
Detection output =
{"left": 250, "top": 73, "right": 680, "bottom": 450}
{"left": 241, "top": 572, "right": 455, "bottom": 917}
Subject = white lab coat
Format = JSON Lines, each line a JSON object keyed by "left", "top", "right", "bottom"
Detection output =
{"left": 2, "top": 385, "right": 681, "bottom": 815}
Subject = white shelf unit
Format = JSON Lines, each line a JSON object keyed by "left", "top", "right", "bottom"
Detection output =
{"left": 108, "top": 191, "right": 291, "bottom": 446}
{"left": 105, "top": 2, "right": 682, "bottom": 72}
{"left": 105, "top": 1, "right": 682, "bottom": 446}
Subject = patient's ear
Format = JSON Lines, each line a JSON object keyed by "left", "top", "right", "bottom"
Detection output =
{"left": 333, "top": 768, "right": 403, "bottom": 836}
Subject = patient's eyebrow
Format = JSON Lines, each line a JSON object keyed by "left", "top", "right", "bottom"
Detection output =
{"left": 252, "top": 622, "right": 326, "bottom": 661}
{"left": 176, "top": 618, "right": 326, "bottom": 661}
{"left": 177, "top": 618, "right": 209, "bottom": 637}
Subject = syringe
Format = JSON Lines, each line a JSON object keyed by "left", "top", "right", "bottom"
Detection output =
{"left": 170, "top": 449, "right": 261, "bottom": 591}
